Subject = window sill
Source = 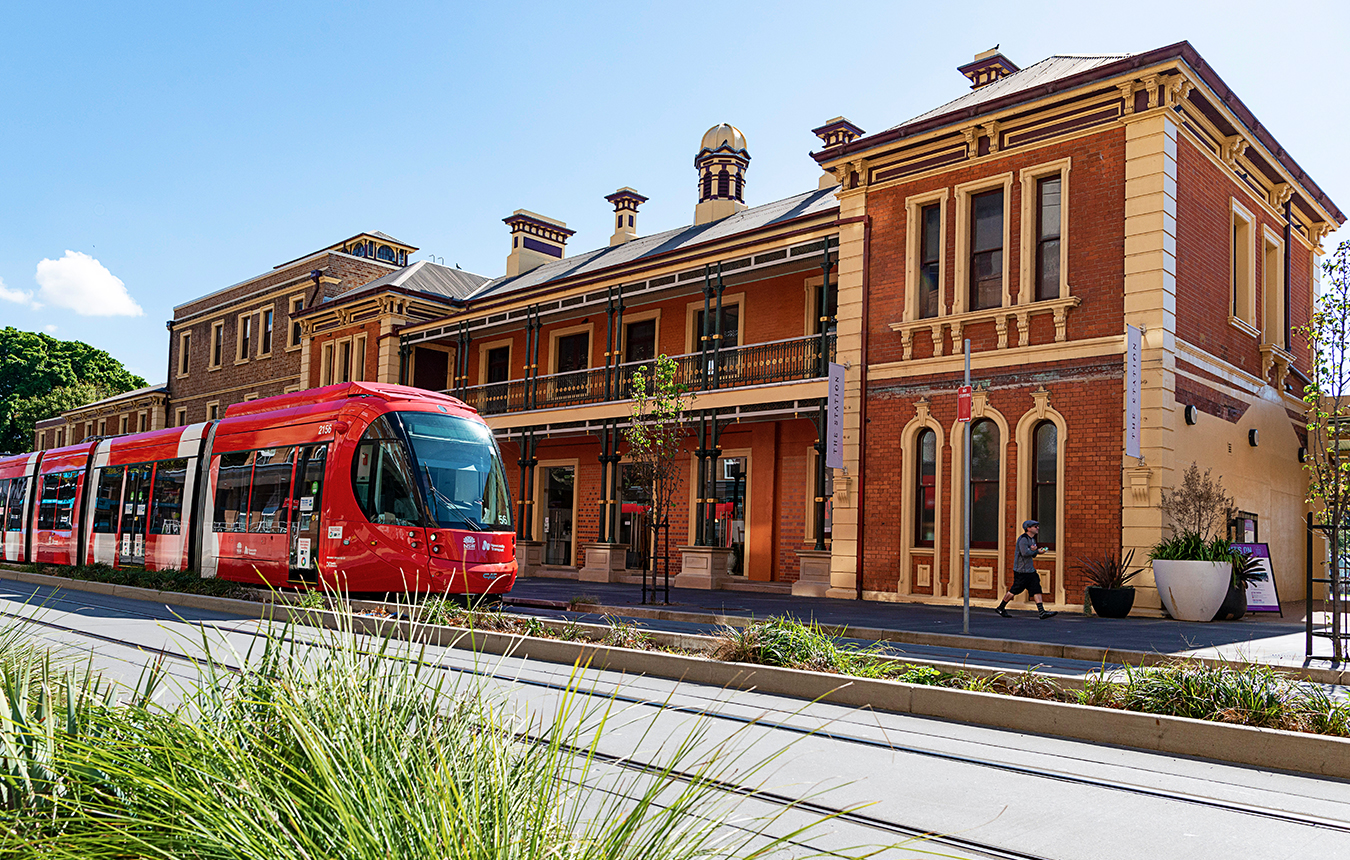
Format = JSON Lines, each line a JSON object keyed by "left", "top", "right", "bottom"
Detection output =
{"left": 234, "top": 358, "right": 250, "bottom": 366}
{"left": 889, "top": 295, "right": 1081, "bottom": 360}
{"left": 208, "top": 365, "right": 222, "bottom": 372}
{"left": 175, "top": 372, "right": 189, "bottom": 379}
{"left": 1228, "top": 316, "right": 1260, "bottom": 338}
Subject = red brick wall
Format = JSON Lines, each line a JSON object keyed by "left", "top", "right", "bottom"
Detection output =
{"left": 865, "top": 127, "right": 1127, "bottom": 365}
{"left": 309, "top": 321, "right": 383, "bottom": 388}
{"left": 1175, "top": 136, "right": 1314, "bottom": 379}
{"left": 861, "top": 357, "right": 1123, "bottom": 604}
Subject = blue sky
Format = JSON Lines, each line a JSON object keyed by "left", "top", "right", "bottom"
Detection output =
{"left": 2, "top": 0, "right": 1346, "bottom": 381}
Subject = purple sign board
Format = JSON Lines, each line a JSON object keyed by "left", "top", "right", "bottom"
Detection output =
{"left": 1232, "top": 543, "right": 1281, "bottom": 613}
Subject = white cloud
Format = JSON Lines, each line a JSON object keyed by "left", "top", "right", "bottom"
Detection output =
{"left": 34, "top": 251, "right": 143, "bottom": 317}
{"left": 0, "top": 275, "right": 41, "bottom": 309}
{"left": 44, "top": 324, "right": 58, "bottom": 334}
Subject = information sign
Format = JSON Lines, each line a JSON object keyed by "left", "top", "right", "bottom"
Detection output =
{"left": 1231, "top": 543, "right": 1282, "bottom": 614}
{"left": 957, "top": 385, "right": 972, "bottom": 423}
{"left": 1126, "top": 325, "right": 1142, "bottom": 459}
{"left": 826, "top": 362, "right": 845, "bottom": 469}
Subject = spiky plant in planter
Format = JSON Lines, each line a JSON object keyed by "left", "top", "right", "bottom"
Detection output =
{"left": 1150, "top": 463, "right": 1241, "bottom": 621}
{"left": 1076, "top": 549, "right": 1145, "bottom": 618}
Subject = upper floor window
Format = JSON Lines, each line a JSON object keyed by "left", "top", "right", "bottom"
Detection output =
{"left": 624, "top": 319, "right": 657, "bottom": 363}
{"left": 1035, "top": 177, "right": 1062, "bottom": 301}
{"left": 178, "top": 331, "right": 191, "bottom": 376}
{"left": 261, "top": 309, "right": 273, "bottom": 355}
{"left": 1262, "top": 229, "right": 1284, "bottom": 348}
{"left": 695, "top": 305, "right": 740, "bottom": 350}
{"left": 1231, "top": 202, "right": 1257, "bottom": 331}
{"left": 377, "top": 245, "right": 397, "bottom": 263}
{"left": 919, "top": 204, "right": 941, "bottom": 318}
{"left": 290, "top": 296, "right": 304, "bottom": 348}
{"left": 211, "top": 321, "right": 224, "bottom": 368}
{"left": 969, "top": 189, "right": 1004, "bottom": 311}
{"left": 238, "top": 314, "right": 253, "bottom": 361}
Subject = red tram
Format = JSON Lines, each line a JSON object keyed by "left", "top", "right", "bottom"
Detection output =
{"left": 0, "top": 383, "right": 516, "bottom": 594}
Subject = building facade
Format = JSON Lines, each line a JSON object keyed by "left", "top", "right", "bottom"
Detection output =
{"left": 34, "top": 41, "right": 1343, "bottom": 614}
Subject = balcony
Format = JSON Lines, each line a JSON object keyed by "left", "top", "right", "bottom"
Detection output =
{"left": 454, "top": 334, "right": 835, "bottom": 417}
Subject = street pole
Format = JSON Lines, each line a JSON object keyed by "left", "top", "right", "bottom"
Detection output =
{"left": 963, "top": 339, "right": 972, "bottom": 635}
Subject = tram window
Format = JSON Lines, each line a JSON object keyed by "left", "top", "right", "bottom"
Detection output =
{"left": 353, "top": 438, "right": 422, "bottom": 527}
{"left": 6, "top": 479, "right": 26, "bottom": 532}
{"left": 248, "top": 448, "right": 294, "bottom": 534}
{"left": 291, "top": 445, "right": 327, "bottom": 537}
{"left": 213, "top": 452, "right": 253, "bottom": 532}
{"left": 150, "top": 459, "right": 188, "bottom": 536}
{"left": 400, "top": 411, "right": 512, "bottom": 530}
{"left": 0, "top": 479, "right": 7, "bottom": 527}
{"left": 38, "top": 472, "right": 78, "bottom": 530}
{"left": 92, "top": 467, "right": 123, "bottom": 534}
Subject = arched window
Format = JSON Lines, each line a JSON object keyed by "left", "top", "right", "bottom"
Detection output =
{"left": 377, "top": 245, "right": 396, "bottom": 263}
{"left": 915, "top": 429, "right": 936, "bottom": 546}
{"left": 716, "top": 168, "right": 730, "bottom": 198}
{"left": 701, "top": 172, "right": 714, "bottom": 200}
{"left": 1031, "top": 421, "right": 1057, "bottom": 548}
{"left": 970, "top": 419, "right": 1000, "bottom": 548}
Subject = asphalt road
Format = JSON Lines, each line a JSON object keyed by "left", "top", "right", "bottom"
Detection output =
{"left": 4, "top": 578, "right": 1349, "bottom": 859}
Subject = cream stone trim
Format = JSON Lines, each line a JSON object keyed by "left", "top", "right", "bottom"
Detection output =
{"left": 1261, "top": 225, "right": 1285, "bottom": 350}
{"left": 952, "top": 173, "right": 1014, "bottom": 316}
{"left": 235, "top": 312, "right": 255, "bottom": 364}
{"left": 173, "top": 376, "right": 301, "bottom": 404}
{"left": 1018, "top": 157, "right": 1072, "bottom": 305}
{"left": 885, "top": 295, "right": 1087, "bottom": 364}
{"left": 683, "top": 292, "right": 746, "bottom": 354}
{"left": 174, "top": 408, "right": 187, "bottom": 428}
{"left": 685, "top": 447, "right": 753, "bottom": 577}
{"left": 206, "top": 401, "right": 221, "bottom": 422}
{"left": 257, "top": 304, "right": 276, "bottom": 358}
{"left": 947, "top": 404, "right": 1009, "bottom": 601}
{"left": 476, "top": 338, "right": 514, "bottom": 386}
{"left": 534, "top": 457, "right": 582, "bottom": 568}
{"left": 802, "top": 275, "right": 828, "bottom": 336}
{"left": 1230, "top": 199, "right": 1258, "bottom": 333}
{"left": 619, "top": 308, "right": 662, "bottom": 364}
{"left": 898, "top": 401, "right": 945, "bottom": 597}
{"left": 903, "top": 188, "right": 949, "bottom": 322}
{"left": 1014, "top": 390, "right": 1067, "bottom": 607}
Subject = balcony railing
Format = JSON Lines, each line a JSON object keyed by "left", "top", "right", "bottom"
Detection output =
{"left": 454, "top": 334, "right": 835, "bottom": 416}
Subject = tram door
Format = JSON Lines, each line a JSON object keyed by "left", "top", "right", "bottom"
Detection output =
{"left": 543, "top": 466, "right": 574, "bottom": 566}
{"left": 289, "top": 445, "right": 326, "bottom": 582}
{"left": 118, "top": 464, "right": 151, "bottom": 566}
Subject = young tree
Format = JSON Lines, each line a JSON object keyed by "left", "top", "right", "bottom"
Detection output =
{"left": 1298, "top": 240, "right": 1350, "bottom": 655}
{"left": 624, "top": 355, "right": 692, "bottom": 603}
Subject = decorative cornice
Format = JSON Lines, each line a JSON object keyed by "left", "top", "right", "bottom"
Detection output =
{"left": 1221, "top": 135, "right": 1249, "bottom": 171}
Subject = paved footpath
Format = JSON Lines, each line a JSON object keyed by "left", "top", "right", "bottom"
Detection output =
{"left": 505, "top": 577, "right": 1333, "bottom": 677}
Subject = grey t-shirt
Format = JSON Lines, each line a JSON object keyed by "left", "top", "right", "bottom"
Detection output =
{"left": 1014, "top": 534, "right": 1039, "bottom": 573}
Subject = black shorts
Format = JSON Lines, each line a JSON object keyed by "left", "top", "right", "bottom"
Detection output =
{"left": 1009, "top": 571, "right": 1043, "bottom": 597}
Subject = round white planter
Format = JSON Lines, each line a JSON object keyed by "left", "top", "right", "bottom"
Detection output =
{"left": 1151, "top": 559, "right": 1231, "bottom": 622}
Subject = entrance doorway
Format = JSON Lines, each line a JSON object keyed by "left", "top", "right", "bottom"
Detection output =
{"left": 711, "top": 455, "right": 747, "bottom": 575}
{"left": 619, "top": 463, "right": 651, "bottom": 570}
{"left": 543, "top": 466, "right": 575, "bottom": 565}
{"left": 118, "top": 464, "right": 151, "bottom": 566}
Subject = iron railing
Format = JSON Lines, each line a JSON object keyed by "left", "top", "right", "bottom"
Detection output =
{"left": 454, "top": 334, "right": 835, "bottom": 416}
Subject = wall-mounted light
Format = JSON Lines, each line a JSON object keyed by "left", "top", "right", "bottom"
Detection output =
{"left": 1184, "top": 405, "right": 1198, "bottom": 425}
{"left": 1298, "top": 446, "right": 1307, "bottom": 463}
{"left": 1248, "top": 428, "right": 1259, "bottom": 447}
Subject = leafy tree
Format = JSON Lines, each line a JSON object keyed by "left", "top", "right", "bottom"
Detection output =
{"left": 0, "top": 327, "right": 147, "bottom": 454}
{"left": 624, "top": 355, "right": 692, "bottom": 602}
{"left": 1299, "top": 242, "right": 1350, "bottom": 531}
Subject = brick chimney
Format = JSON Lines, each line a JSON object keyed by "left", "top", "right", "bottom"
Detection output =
{"left": 504, "top": 210, "right": 575, "bottom": 277}
{"left": 958, "top": 48, "right": 1019, "bottom": 89}
{"left": 605, "top": 188, "right": 648, "bottom": 246}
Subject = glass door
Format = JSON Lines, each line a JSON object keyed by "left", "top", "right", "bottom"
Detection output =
{"left": 619, "top": 463, "right": 651, "bottom": 570}
{"left": 543, "top": 466, "right": 575, "bottom": 565}
{"left": 118, "top": 464, "right": 151, "bottom": 566}
{"left": 711, "top": 456, "right": 747, "bottom": 575}
{"left": 289, "top": 445, "right": 326, "bottom": 581}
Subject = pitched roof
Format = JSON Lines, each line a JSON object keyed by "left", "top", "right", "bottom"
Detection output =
{"left": 893, "top": 54, "right": 1130, "bottom": 129}
{"left": 468, "top": 185, "right": 840, "bottom": 301}
{"left": 339, "top": 260, "right": 489, "bottom": 303}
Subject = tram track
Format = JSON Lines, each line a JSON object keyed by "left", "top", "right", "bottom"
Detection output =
{"left": 2, "top": 584, "right": 1349, "bottom": 853}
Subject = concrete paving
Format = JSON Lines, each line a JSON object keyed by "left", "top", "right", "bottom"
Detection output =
{"left": 505, "top": 576, "right": 1335, "bottom": 672}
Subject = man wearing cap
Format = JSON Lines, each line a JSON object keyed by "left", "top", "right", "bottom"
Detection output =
{"left": 995, "top": 520, "right": 1056, "bottom": 619}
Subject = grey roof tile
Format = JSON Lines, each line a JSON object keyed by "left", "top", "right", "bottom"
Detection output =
{"left": 345, "top": 260, "right": 489, "bottom": 302}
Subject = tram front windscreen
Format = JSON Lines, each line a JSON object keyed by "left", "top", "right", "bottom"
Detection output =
{"left": 399, "top": 411, "right": 513, "bottom": 533}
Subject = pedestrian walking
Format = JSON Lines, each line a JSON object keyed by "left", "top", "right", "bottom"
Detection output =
{"left": 995, "top": 520, "right": 1056, "bottom": 618}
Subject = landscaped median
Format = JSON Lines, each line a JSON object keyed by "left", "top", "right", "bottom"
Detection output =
{"left": 4, "top": 564, "right": 1350, "bottom": 781}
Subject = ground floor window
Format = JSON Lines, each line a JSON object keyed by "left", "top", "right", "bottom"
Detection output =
{"left": 970, "top": 419, "right": 1000, "bottom": 548}
{"left": 543, "top": 466, "right": 575, "bottom": 565}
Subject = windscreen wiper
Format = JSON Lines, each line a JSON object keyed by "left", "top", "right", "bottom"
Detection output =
{"left": 423, "top": 465, "right": 485, "bottom": 530}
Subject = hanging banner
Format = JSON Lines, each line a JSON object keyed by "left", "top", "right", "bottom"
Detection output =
{"left": 826, "top": 362, "right": 845, "bottom": 469}
{"left": 1232, "top": 543, "right": 1282, "bottom": 614}
{"left": 1126, "top": 325, "right": 1142, "bottom": 459}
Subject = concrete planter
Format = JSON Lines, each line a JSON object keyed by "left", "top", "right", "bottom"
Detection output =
{"left": 1151, "top": 559, "right": 1230, "bottom": 622}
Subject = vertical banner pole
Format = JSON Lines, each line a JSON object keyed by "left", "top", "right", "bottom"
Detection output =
{"left": 963, "top": 339, "right": 972, "bottom": 635}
